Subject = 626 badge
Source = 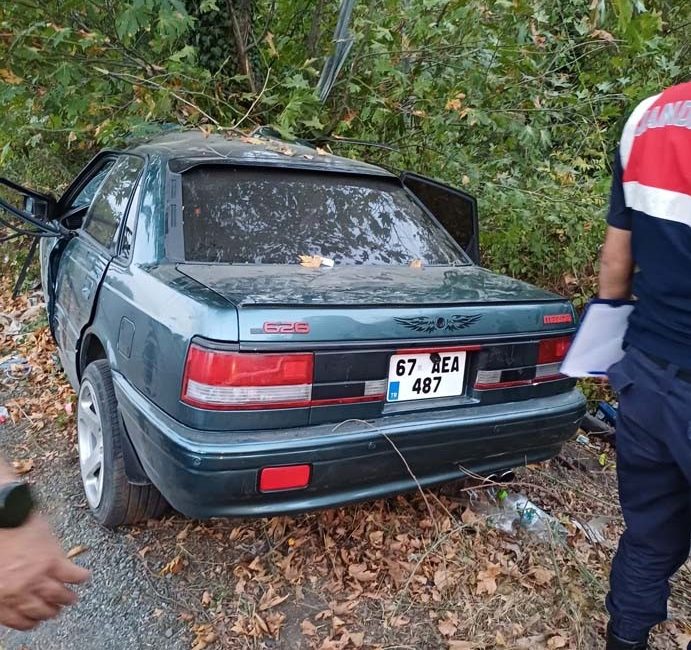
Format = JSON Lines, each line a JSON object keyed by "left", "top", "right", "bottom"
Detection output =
{"left": 387, "top": 350, "right": 467, "bottom": 402}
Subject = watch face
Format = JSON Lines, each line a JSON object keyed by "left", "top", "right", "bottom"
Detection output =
{"left": 0, "top": 482, "right": 33, "bottom": 528}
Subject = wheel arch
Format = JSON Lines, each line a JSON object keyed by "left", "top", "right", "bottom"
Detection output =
{"left": 78, "top": 330, "right": 108, "bottom": 380}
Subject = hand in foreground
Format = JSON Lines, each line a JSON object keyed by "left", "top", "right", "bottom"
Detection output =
{"left": 0, "top": 515, "right": 91, "bottom": 630}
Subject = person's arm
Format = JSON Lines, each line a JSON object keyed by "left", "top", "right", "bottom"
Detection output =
{"left": 0, "top": 458, "right": 90, "bottom": 631}
{"left": 599, "top": 226, "right": 634, "bottom": 300}
{"left": 598, "top": 150, "right": 634, "bottom": 300}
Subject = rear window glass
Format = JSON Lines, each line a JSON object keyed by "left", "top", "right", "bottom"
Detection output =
{"left": 180, "top": 167, "right": 466, "bottom": 265}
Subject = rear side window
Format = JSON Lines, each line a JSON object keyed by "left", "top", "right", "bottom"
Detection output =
{"left": 85, "top": 155, "right": 143, "bottom": 247}
{"left": 181, "top": 167, "right": 466, "bottom": 265}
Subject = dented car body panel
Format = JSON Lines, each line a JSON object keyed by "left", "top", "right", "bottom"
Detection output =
{"left": 5, "top": 131, "right": 584, "bottom": 518}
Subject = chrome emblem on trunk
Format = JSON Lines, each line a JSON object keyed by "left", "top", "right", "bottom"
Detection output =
{"left": 395, "top": 314, "right": 482, "bottom": 333}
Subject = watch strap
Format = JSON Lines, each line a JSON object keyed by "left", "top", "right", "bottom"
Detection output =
{"left": 0, "top": 481, "right": 34, "bottom": 528}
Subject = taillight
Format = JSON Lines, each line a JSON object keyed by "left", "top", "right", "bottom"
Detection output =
{"left": 182, "top": 344, "right": 314, "bottom": 410}
{"left": 538, "top": 337, "right": 571, "bottom": 364}
{"left": 474, "top": 336, "right": 571, "bottom": 390}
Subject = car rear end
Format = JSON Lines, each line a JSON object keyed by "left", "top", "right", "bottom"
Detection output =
{"left": 114, "top": 158, "right": 586, "bottom": 517}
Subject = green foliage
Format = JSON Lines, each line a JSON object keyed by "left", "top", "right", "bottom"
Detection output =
{"left": 0, "top": 0, "right": 688, "bottom": 293}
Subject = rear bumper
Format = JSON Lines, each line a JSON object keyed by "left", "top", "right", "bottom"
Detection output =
{"left": 113, "top": 372, "right": 585, "bottom": 518}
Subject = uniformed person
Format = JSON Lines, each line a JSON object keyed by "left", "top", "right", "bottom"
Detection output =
{"left": 599, "top": 81, "right": 691, "bottom": 649}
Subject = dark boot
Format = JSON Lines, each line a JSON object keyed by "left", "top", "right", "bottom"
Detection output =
{"left": 606, "top": 624, "right": 648, "bottom": 650}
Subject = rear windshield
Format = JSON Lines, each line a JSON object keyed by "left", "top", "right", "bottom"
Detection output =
{"left": 180, "top": 167, "right": 466, "bottom": 265}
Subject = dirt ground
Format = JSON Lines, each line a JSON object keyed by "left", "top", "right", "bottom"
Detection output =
{"left": 1, "top": 285, "right": 690, "bottom": 650}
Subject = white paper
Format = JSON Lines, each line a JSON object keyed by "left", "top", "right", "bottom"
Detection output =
{"left": 560, "top": 301, "right": 635, "bottom": 378}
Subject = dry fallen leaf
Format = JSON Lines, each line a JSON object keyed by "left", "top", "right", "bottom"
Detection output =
{"left": 254, "top": 612, "right": 270, "bottom": 635}
{"left": 160, "top": 555, "right": 184, "bottom": 576}
{"left": 258, "top": 585, "right": 289, "bottom": 611}
{"left": 299, "top": 255, "right": 323, "bottom": 268}
{"left": 438, "top": 618, "right": 458, "bottom": 637}
{"left": 532, "top": 567, "right": 556, "bottom": 585}
{"left": 12, "top": 458, "right": 34, "bottom": 475}
{"left": 301, "top": 619, "right": 318, "bottom": 637}
{"left": 591, "top": 29, "right": 615, "bottom": 43}
{"left": 476, "top": 562, "right": 501, "bottom": 596}
{"left": 201, "top": 591, "right": 212, "bottom": 607}
{"left": 448, "top": 642, "right": 474, "bottom": 650}
{"left": 348, "top": 563, "right": 377, "bottom": 583}
{"left": 434, "top": 568, "right": 450, "bottom": 591}
{"left": 240, "top": 135, "right": 263, "bottom": 145}
{"left": 461, "top": 507, "right": 479, "bottom": 525}
{"left": 191, "top": 623, "right": 217, "bottom": 650}
{"left": 176, "top": 524, "right": 191, "bottom": 541}
{"left": 268, "top": 143, "right": 296, "bottom": 156}
{"left": 409, "top": 259, "right": 423, "bottom": 269}
{"left": 515, "top": 635, "right": 548, "bottom": 649}
{"left": 265, "top": 611, "right": 286, "bottom": 637}
{"left": 66, "top": 544, "right": 89, "bottom": 559}
{"left": 547, "top": 635, "right": 568, "bottom": 649}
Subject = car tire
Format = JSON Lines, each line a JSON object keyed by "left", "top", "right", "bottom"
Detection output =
{"left": 77, "top": 360, "right": 168, "bottom": 527}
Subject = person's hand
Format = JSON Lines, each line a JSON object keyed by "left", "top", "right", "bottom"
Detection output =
{"left": 0, "top": 515, "right": 90, "bottom": 630}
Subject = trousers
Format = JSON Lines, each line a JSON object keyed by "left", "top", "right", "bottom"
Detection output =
{"left": 606, "top": 346, "right": 691, "bottom": 642}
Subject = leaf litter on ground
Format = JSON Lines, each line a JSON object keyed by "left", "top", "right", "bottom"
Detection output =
{"left": 1, "top": 275, "right": 690, "bottom": 649}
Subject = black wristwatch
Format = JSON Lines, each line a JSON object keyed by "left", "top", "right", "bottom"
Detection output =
{"left": 0, "top": 481, "right": 34, "bottom": 528}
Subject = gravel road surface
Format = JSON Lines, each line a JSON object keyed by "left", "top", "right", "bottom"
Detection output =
{"left": 0, "top": 395, "right": 187, "bottom": 650}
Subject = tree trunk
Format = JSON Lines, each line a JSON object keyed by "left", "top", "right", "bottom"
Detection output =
{"left": 226, "top": 0, "right": 257, "bottom": 93}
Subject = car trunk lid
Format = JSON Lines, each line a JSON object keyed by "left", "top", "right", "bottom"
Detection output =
{"left": 176, "top": 263, "right": 571, "bottom": 343}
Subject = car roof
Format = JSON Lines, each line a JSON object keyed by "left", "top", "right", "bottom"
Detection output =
{"left": 126, "top": 130, "right": 395, "bottom": 178}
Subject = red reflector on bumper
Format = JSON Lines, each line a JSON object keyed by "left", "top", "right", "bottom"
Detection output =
{"left": 259, "top": 465, "right": 311, "bottom": 492}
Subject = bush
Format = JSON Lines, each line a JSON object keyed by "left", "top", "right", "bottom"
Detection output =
{"left": 0, "top": 0, "right": 687, "bottom": 292}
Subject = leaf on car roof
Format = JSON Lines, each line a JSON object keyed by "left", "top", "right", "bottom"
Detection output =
{"left": 240, "top": 135, "right": 263, "bottom": 145}
{"left": 267, "top": 142, "right": 296, "bottom": 156}
{"left": 299, "top": 255, "right": 322, "bottom": 268}
{"left": 409, "top": 259, "right": 423, "bottom": 269}
{"left": 299, "top": 255, "right": 334, "bottom": 268}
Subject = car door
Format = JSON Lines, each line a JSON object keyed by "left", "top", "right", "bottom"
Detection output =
{"left": 40, "top": 155, "right": 117, "bottom": 328}
{"left": 53, "top": 154, "right": 145, "bottom": 388}
{"left": 401, "top": 172, "right": 480, "bottom": 263}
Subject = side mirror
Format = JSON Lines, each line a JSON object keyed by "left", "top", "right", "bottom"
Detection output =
{"left": 0, "top": 177, "right": 61, "bottom": 237}
{"left": 23, "top": 195, "right": 51, "bottom": 221}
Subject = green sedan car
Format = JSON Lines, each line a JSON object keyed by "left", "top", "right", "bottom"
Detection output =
{"left": 1, "top": 130, "right": 585, "bottom": 526}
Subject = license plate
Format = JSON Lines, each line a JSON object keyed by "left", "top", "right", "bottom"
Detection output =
{"left": 386, "top": 351, "right": 467, "bottom": 402}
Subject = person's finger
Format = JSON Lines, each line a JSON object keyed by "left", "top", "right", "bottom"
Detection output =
{"left": 0, "top": 608, "right": 41, "bottom": 631}
{"left": 35, "top": 579, "right": 79, "bottom": 607}
{"left": 50, "top": 559, "right": 91, "bottom": 584}
{"left": 16, "top": 595, "right": 61, "bottom": 621}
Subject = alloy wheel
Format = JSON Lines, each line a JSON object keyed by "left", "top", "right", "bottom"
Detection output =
{"left": 77, "top": 379, "right": 105, "bottom": 508}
